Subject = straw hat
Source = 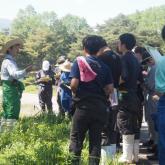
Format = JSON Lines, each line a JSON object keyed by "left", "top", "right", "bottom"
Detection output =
{"left": 59, "top": 60, "right": 72, "bottom": 72}
{"left": 0, "top": 38, "right": 23, "bottom": 55}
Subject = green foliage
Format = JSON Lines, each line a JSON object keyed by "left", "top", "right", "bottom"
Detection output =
{"left": 0, "top": 114, "right": 122, "bottom": 165}
{"left": 23, "top": 73, "right": 36, "bottom": 86}
{"left": 0, "top": 5, "right": 165, "bottom": 66}
{"left": 24, "top": 85, "right": 37, "bottom": 94}
{"left": 0, "top": 115, "right": 71, "bottom": 165}
{"left": 97, "top": 5, "right": 165, "bottom": 52}
{"left": 8, "top": 6, "right": 93, "bottom": 66}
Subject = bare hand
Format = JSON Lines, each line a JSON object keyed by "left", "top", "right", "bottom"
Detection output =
{"left": 142, "top": 71, "right": 148, "bottom": 76}
{"left": 152, "top": 95, "right": 160, "bottom": 101}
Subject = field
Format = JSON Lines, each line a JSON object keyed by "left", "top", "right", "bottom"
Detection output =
{"left": 0, "top": 114, "right": 123, "bottom": 165}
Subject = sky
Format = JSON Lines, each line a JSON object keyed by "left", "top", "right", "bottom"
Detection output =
{"left": 0, "top": 0, "right": 165, "bottom": 26}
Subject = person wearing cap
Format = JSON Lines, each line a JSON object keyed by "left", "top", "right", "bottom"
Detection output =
{"left": 36, "top": 60, "right": 55, "bottom": 113}
{"left": 0, "top": 38, "right": 32, "bottom": 131}
{"left": 142, "top": 51, "right": 158, "bottom": 160}
{"left": 59, "top": 60, "right": 72, "bottom": 116}
{"left": 155, "top": 25, "right": 165, "bottom": 164}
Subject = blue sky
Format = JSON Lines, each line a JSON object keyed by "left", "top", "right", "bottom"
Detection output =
{"left": 0, "top": 0, "right": 165, "bottom": 26}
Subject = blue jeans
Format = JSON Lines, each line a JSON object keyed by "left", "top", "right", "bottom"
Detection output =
{"left": 157, "top": 95, "right": 165, "bottom": 165}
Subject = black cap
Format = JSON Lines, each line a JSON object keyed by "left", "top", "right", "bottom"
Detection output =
{"left": 141, "top": 51, "right": 152, "bottom": 65}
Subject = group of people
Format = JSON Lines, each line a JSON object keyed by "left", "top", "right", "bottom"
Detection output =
{"left": 35, "top": 57, "right": 73, "bottom": 116}
{"left": 0, "top": 38, "right": 72, "bottom": 128}
{"left": 66, "top": 27, "right": 165, "bottom": 165}
{"left": 0, "top": 25, "right": 165, "bottom": 165}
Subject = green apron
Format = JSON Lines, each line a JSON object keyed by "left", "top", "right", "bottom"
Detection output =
{"left": 2, "top": 80, "right": 24, "bottom": 119}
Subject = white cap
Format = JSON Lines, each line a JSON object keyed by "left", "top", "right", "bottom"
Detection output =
{"left": 42, "top": 60, "right": 50, "bottom": 71}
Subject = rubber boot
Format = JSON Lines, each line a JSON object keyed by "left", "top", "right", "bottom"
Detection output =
{"left": 101, "top": 144, "right": 116, "bottom": 165}
{"left": 6, "top": 119, "right": 17, "bottom": 131}
{"left": 118, "top": 134, "right": 134, "bottom": 164}
{"left": 0, "top": 118, "right": 6, "bottom": 133}
{"left": 110, "top": 144, "right": 117, "bottom": 158}
{"left": 133, "top": 139, "right": 140, "bottom": 163}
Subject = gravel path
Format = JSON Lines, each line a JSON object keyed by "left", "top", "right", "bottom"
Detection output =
{"left": 0, "top": 91, "right": 59, "bottom": 117}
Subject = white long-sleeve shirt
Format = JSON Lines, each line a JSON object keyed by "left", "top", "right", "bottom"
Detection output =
{"left": 1, "top": 54, "right": 26, "bottom": 81}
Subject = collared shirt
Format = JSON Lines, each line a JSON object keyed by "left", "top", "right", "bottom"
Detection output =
{"left": 155, "top": 57, "right": 165, "bottom": 93}
{"left": 1, "top": 54, "right": 26, "bottom": 81}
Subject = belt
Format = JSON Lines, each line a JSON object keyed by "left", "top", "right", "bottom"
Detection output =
{"left": 119, "top": 90, "right": 128, "bottom": 94}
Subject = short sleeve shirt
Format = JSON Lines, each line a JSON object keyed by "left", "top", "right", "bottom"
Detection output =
{"left": 70, "top": 55, "right": 113, "bottom": 97}
{"left": 120, "top": 51, "right": 140, "bottom": 91}
{"left": 155, "top": 57, "right": 165, "bottom": 93}
{"left": 98, "top": 50, "right": 121, "bottom": 88}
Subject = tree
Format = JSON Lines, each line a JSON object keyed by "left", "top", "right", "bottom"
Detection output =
{"left": 97, "top": 6, "right": 165, "bottom": 53}
{"left": 61, "top": 14, "right": 93, "bottom": 59}
{"left": 10, "top": 6, "right": 72, "bottom": 66}
{"left": 5, "top": 4, "right": 165, "bottom": 68}
{"left": 11, "top": 6, "right": 39, "bottom": 38}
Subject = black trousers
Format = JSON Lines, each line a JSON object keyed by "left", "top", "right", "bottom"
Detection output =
{"left": 101, "top": 106, "right": 118, "bottom": 145}
{"left": 38, "top": 86, "right": 52, "bottom": 112}
{"left": 69, "top": 98, "right": 108, "bottom": 165}
{"left": 117, "top": 92, "right": 141, "bottom": 139}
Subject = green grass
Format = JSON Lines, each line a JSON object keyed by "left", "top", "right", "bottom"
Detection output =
{"left": 24, "top": 85, "right": 57, "bottom": 96}
{"left": 24, "top": 85, "right": 38, "bottom": 94}
{"left": 0, "top": 85, "right": 38, "bottom": 94}
{"left": 0, "top": 115, "right": 71, "bottom": 165}
{"left": 0, "top": 115, "right": 123, "bottom": 165}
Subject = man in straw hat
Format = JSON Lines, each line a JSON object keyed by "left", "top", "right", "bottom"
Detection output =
{"left": 59, "top": 60, "right": 72, "bottom": 117}
{"left": 36, "top": 60, "right": 55, "bottom": 114}
{"left": 0, "top": 38, "right": 32, "bottom": 131}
